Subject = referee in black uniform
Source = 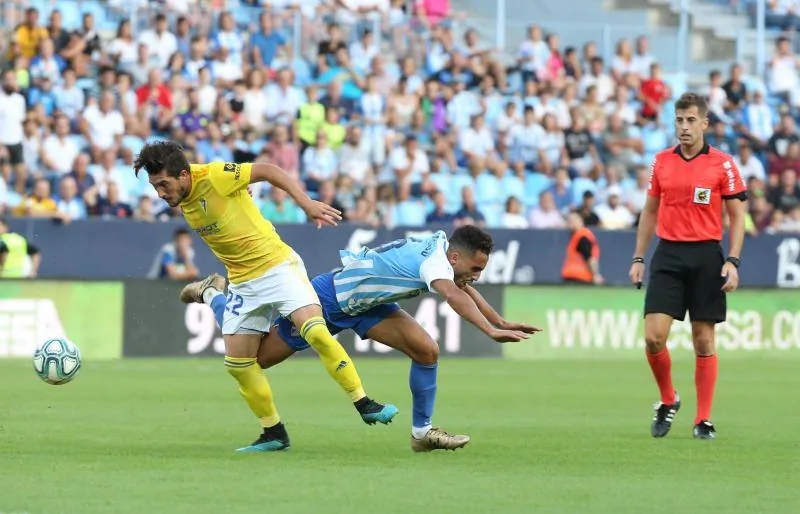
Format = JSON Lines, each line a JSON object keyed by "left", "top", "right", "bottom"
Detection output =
{"left": 629, "top": 93, "right": 747, "bottom": 440}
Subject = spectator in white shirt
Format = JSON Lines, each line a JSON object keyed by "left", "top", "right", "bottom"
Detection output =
{"left": 350, "top": 29, "right": 379, "bottom": 73}
{"left": 243, "top": 68, "right": 268, "bottom": 132}
{"left": 41, "top": 115, "right": 79, "bottom": 177}
{"left": 604, "top": 85, "right": 637, "bottom": 126}
{"left": 579, "top": 57, "right": 615, "bottom": 103}
{"left": 769, "top": 36, "right": 800, "bottom": 106}
{"left": 510, "top": 105, "right": 545, "bottom": 171}
{"left": 744, "top": 90, "right": 774, "bottom": 145}
{"left": 529, "top": 190, "right": 566, "bottom": 229}
{"left": 516, "top": 24, "right": 550, "bottom": 80}
{"left": 0, "top": 71, "right": 28, "bottom": 193}
{"left": 460, "top": 113, "right": 496, "bottom": 162}
{"left": 704, "top": 69, "right": 730, "bottom": 123}
{"left": 735, "top": 143, "right": 767, "bottom": 182}
{"left": 81, "top": 91, "right": 125, "bottom": 157}
{"left": 265, "top": 68, "right": 305, "bottom": 125}
{"left": 595, "top": 186, "right": 635, "bottom": 230}
{"left": 339, "top": 126, "right": 373, "bottom": 185}
{"left": 630, "top": 35, "right": 654, "bottom": 78}
{"left": 22, "top": 119, "right": 42, "bottom": 178}
{"left": 390, "top": 135, "right": 430, "bottom": 186}
{"left": 137, "top": 13, "right": 178, "bottom": 68}
{"left": 108, "top": 19, "right": 138, "bottom": 68}
{"left": 501, "top": 196, "right": 529, "bottom": 229}
{"left": 626, "top": 166, "right": 650, "bottom": 215}
{"left": 91, "top": 148, "right": 129, "bottom": 203}
{"left": 611, "top": 38, "right": 634, "bottom": 83}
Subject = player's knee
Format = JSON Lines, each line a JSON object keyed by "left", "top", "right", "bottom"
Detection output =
{"left": 644, "top": 329, "right": 668, "bottom": 353}
{"left": 414, "top": 342, "right": 439, "bottom": 366}
{"left": 691, "top": 330, "right": 715, "bottom": 355}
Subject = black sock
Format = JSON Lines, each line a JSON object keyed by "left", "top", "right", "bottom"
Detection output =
{"left": 353, "top": 397, "right": 372, "bottom": 412}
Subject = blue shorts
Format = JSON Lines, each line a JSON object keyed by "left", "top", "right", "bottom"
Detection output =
{"left": 274, "top": 272, "right": 400, "bottom": 351}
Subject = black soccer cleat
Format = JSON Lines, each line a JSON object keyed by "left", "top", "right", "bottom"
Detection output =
{"left": 693, "top": 420, "right": 716, "bottom": 440}
{"left": 235, "top": 422, "right": 291, "bottom": 452}
{"left": 354, "top": 396, "right": 399, "bottom": 425}
{"left": 651, "top": 392, "right": 681, "bottom": 438}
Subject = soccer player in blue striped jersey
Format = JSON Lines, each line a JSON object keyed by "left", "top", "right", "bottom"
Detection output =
{"left": 187, "top": 225, "right": 540, "bottom": 451}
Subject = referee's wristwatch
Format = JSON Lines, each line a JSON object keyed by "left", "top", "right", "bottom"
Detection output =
{"left": 726, "top": 256, "right": 741, "bottom": 269}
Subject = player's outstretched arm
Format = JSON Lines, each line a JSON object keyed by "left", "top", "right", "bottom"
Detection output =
{"left": 250, "top": 163, "right": 342, "bottom": 228}
{"left": 432, "top": 279, "right": 529, "bottom": 343}
{"left": 464, "top": 284, "right": 541, "bottom": 333}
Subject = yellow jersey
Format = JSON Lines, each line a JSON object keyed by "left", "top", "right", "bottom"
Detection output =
{"left": 181, "top": 162, "right": 292, "bottom": 284}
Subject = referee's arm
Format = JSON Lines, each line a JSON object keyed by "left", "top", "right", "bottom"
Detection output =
{"left": 633, "top": 195, "right": 660, "bottom": 261}
{"left": 722, "top": 195, "right": 747, "bottom": 292}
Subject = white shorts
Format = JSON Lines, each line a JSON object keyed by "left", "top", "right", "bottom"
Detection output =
{"left": 221, "top": 252, "right": 320, "bottom": 335}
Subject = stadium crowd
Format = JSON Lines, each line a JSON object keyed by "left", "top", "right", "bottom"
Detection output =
{"left": 0, "top": 0, "right": 799, "bottom": 235}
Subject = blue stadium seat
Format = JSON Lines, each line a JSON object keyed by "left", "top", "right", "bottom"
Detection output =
{"left": 571, "top": 177, "right": 597, "bottom": 205}
{"left": 524, "top": 173, "right": 552, "bottom": 207}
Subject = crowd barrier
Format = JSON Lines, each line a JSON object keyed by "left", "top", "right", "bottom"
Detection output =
{"left": 2, "top": 281, "right": 799, "bottom": 360}
{"left": 6, "top": 219, "right": 800, "bottom": 288}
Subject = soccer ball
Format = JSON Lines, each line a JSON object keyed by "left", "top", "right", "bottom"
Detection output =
{"left": 32, "top": 338, "right": 82, "bottom": 385}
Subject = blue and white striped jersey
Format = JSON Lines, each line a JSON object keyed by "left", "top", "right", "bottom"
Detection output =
{"left": 333, "top": 231, "right": 455, "bottom": 315}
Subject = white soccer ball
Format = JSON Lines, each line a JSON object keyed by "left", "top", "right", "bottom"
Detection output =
{"left": 32, "top": 338, "right": 82, "bottom": 385}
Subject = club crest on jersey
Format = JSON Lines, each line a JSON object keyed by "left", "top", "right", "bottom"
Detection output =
{"left": 693, "top": 187, "right": 711, "bottom": 205}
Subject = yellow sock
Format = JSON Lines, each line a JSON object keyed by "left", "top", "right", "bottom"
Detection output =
{"left": 300, "top": 317, "right": 366, "bottom": 401}
{"left": 224, "top": 357, "right": 280, "bottom": 428}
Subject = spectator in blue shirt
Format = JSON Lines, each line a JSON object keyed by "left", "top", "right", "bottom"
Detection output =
{"left": 147, "top": 227, "right": 200, "bottom": 280}
{"left": 29, "top": 38, "right": 66, "bottom": 87}
{"left": 28, "top": 77, "right": 57, "bottom": 118}
{"left": 454, "top": 186, "right": 486, "bottom": 227}
{"left": 54, "top": 176, "right": 87, "bottom": 224}
{"left": 250, "top": 13, "right": 285, "bottom": 69}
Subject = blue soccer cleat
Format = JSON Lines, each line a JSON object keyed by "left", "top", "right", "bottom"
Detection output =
{"left": 355, "top": 397, "right": 399, "bottom": 425}
{"left": 235, "top": 423, "right": 290, "bottom": 452}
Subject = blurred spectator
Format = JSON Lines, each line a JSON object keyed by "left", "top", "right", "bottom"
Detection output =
{"left": 389, "top": 135, "right": 429, "bottom": 189}
{"left": 501, "top": 196, "right": 529, "bottom": 229}
{"left": 139, "top": 13, "right": 178, "bottom": 68}
{"left": 148, "top": 227, "right": 199, "bottom": 280}
{"left": 769, "top": 36, "right": 800, "bottom": 107}
{"left": 735, "top": 144, "right": 767, "bottom": 182}
{"left": 91, "top": 148, "right": 129, "bottom": 203}
{"left": 706, "top": 120, "right": 738, "bottom": 155}
{"left": 53, "top": 69, "right": 85, "bottom": 121}
{"left": 68, "top": 153, "right": 96, "bottom": 197}
{"left": 15, "top": 177, "right": 57, "bottom": 217}
{"left": 339, "top": 126, "right": 372, "bottom": 185}
{"left": 250, "top": 13, "right": 286, "bottom": 69}
{"left": 81, "top": 91, "right": 125, "bottom": 156}
{"left": 109, "top": 20, "right": 138, "bottom": 68}
{"left": 561, "top": 212, "right": 602, "bottom": 285}
{"left": 626, "top": 166, "right": 650, "bottom": 215}
{"left": 133, "top": 195, "right": 156, "bottom": 223}
{"left": 769, "top": 142, "right": 800, "bottom": 181}
{"left": 631, "top": 35, "right": 654, "bottom": 77}
{"left": 21, "top": 118, "right": 42, "bottom": 177}
{"left": 576, "top": 190, "right": 600, "bottom": 226}
{"left": 579, "top": 57, "right": 614, "bottom": 104}
{"left": 0, "top": 70, "right": 28, "bottom": 192}
{"left": 41, "top": 114, "right": 79, "bottom": 178}
{"left": 639, "top": 63, "right": 668, "bottom": 122}
{"left": 529, "top": 190, "right": 566, "bottom": 229}
{"left": 704, "top": 69, "right": 729, "bottom": 123}
{"left": 595, "top": 185, "right": 635, "bottom": 230}
{"left": 12, "top": 8, "right": 48, "bottom": 60}
{"left": 302, "top": 131, "right": 338, "bottom": 191}
{"left": 55, "top": 176, "right": 87, "bottom": 224}
{"left": 426, "top": 190, "right": 456, "bottom": 224}
{"left": 265, "top": 125, "right": 300, "bottom": 180}
{"left": 743, "top": 90, "right": 773, "bottom": 147}
{"left": 768, "top": 114, "right": 799, "bottom": 159}
{"left": 89, "top": 181, "right": 133, "bottom": 219}
{"left": 722, "top": 63, "right": 747, "bottom": 110}
{"left": 768, "top": 169, "right": 800, "bottom": 212}
{"left": 266, "top": 68, "right": 305, "bottom": 125}
{"left": 454, "top": 186, "right": 485, "bottom": 227}
{"left": 30, "top": 38, "right": 66, "bottom": 88}
{"left": 260, "top": 187, "right": 307, "bottom": 224}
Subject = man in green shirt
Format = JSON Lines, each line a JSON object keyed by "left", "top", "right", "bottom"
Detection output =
{"left": 0, "top": 217, "right": 41, "bottom": 278}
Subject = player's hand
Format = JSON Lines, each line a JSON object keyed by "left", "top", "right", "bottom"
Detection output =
{"left": 501, "top": 320, "right": 542, "bottom": 334}
{"left": 488, "top": 328, "right": 530, "bottom": 343}
{"left": 302, "top": 200, "right": 342, "bottom": 229}
{"left": 721, "top": 262, "right": 739, "bottom": 292}
{"left": 629, "top": 262, "right": 645, "bottom": 288}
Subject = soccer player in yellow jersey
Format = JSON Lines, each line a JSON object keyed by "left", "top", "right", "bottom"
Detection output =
{"left": 133, "top": 141, "right": 397, "bottom": 452}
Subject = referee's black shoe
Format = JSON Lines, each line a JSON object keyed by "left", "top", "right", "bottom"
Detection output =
{"left": 693, "top": 420, "right": 717, "bottom": 440}
{"left": 651, "top": 392, "right": 681, "bottom": 438}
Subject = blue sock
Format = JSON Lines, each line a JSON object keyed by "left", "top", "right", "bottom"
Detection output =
{"left": 210, "top": 294, "right": 226, "bottom": 328}
{"left": 409, "top": 361, "right": 438, "bottom": 430}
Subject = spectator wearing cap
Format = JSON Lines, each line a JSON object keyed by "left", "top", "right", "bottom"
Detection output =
{"left": 138, "top": 14, "right": 178, "bottom": 68}
{"left": 595, "top": 185, "right": 634, "bottom": 230}
{"left": 529, "top": 190, "right": 566, "bottom": 229}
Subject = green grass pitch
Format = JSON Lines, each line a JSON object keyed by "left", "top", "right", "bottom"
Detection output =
{"left": 1, "top": 356, "right": 798, "bottom": 513}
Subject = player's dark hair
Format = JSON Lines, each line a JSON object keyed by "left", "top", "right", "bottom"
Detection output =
{"left": 174, "top": 227, "right": 191, "bottom": 238}
{"left": 450, "top": 226, "right": 494, "bottom": 256}
{"left": 133, "top": 141, "right": 190, "bottom": 178}
{"left": 675, "top": 92, "right": 708, "bottom": 117}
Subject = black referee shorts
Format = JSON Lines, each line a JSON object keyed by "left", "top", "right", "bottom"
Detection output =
{"left": 1, "top": 143, "right": 23, "bottom": 165}
{"left": 644, "top": 240, "right": 727, "bottom": 324}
